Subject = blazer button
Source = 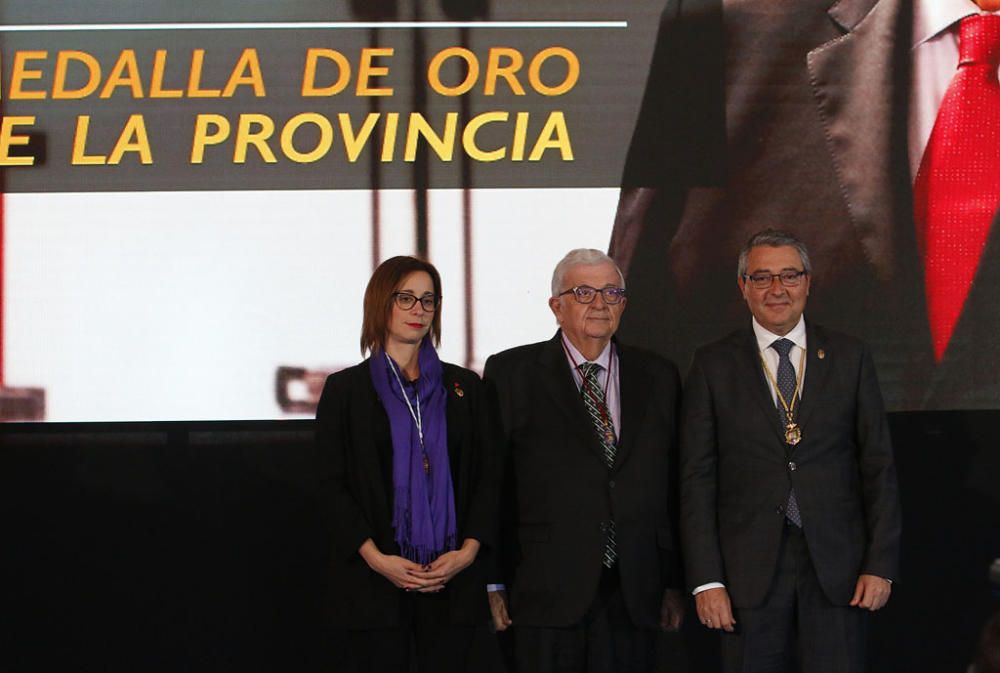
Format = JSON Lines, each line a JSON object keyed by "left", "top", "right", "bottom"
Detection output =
{"left": 609, "top": 480, "right": 616, "bottom": 489}
{"left": 788, "top": 461, "right": 797, "bottom": 472}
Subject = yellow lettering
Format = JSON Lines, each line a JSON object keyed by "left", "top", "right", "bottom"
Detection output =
{"left": 356, "top": 47, "right": 394, "bottom": 96}
{"left": 381, "top": 112, "right": 398, "bottom": 162}
{"left": 485, "top": 48, "right": 525, "bottom": 96}
{"left": 511, "top": 112, "right": 529, "bottom": 161}
{"left": 528, "top": 47, "right": 579, "bottom": 97}
{"left": 338, "top": 112, "right": 380, "bottom": 162}
{"left": 221, "top": 48, "right": 265, "bottom": 97}
{"left": 99, "top": 50, "right": 144, "bottom": 99}
{"left": 427, "top": 47, "right": 478, "bottom": 97}
{"left": 150, "top": 50, "right": 183, "bottom": 98}
{"left": 234, "top": 113, "right": 276, "bottom": 163}
{"left": 404, "top": 112, "right": 457, "bottom": 162}
{"left": 462, "top": 111, "right": 507, "bottom": 161}
{"left": 191, "top": 114, "right": 230, "bottom": 163}
{"left": 187, "top": 50, "right": 221, "bottom": 98}
{"left": 52, "top": 51, "right": 101, "bottom": 99}
{"left": 301, "top": 49, "right": 351, "bottom": 96}
{"left": 528, "top": 111, "right": 572, "bottom": 160}
{"left": 0, "top": 116, "right": 36, "bottom": 166}
{"left": 9, "top": 51, "right": 48, "bottom": 100}
{"left": 279, "top": 113, "right": 333, "bottom": 163}
{"left": 108, "top": 114, "right": 152, "bottom": 164}
{"left": 71, "top": 116, "right": 106, "bottom": 165}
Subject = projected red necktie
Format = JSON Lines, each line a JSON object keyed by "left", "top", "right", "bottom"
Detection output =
{"left": 913, "top": 14, "right": 1000, "bottom": 363}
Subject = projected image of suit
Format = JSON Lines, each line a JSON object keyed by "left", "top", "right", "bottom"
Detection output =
{"left": 612, "top": 0, "right": 1000, "bottom": 411}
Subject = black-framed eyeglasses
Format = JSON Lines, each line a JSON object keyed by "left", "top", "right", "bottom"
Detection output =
{"left": 393, "top": 292, "right": 440, "bottom": 311}
{"left": 742, "top": 270, "right": 807, "bottom": 289}
{"left": 558, "top": 285, "right": 627, "bottom": 305}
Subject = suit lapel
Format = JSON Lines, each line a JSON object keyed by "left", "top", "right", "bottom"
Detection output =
{"left": 443, "top": 366, "right": 468, "bottom": 480}
{"left": 740, "top": 329, "right": 788, "bottom": 446}
{"left": 539, "top": 333, "right": 606, "bottom": 460}
{"left": 807, "top": 0, "right": 913, "bottom": 282}
{"left": 796, "top": 322, "right": 832, "bottom": 432}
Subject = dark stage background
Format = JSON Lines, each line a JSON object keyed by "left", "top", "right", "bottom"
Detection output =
{"left": 1, "top": 2, "right": 998, "bottom": 670}
{"left": 2, "top": 415, "right": 997, "bottom": 673}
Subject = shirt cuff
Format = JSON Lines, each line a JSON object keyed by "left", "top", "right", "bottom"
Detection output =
{"left": 692, "top": 582, "right": 725, "bottom": 595}
{"left": 486, "top": 583, "right": 506, "bottom": 592}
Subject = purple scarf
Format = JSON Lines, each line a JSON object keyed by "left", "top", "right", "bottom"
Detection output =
{"left": 369, "top": 339, "right": 457, "bottom": 564}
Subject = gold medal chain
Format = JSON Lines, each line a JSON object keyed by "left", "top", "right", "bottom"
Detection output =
{"left": 758, "top": 347, "right": 807, "bottom": 427}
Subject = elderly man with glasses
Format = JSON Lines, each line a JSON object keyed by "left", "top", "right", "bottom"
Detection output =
{"left": 483, "top": 248, "right": 685, "bottom": 673}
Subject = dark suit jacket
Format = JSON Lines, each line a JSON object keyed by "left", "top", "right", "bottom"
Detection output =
{"left": 612, "top": 0, "right": 1000, "bottom": 410}
{"left": 679, "top": 323, "right": 902, "bottom": 608}
{"left": 483, "top": 333, "right": 681, "bottom": 629}
{"left": 315, "top": 359, "right": 496, "bottom": 629}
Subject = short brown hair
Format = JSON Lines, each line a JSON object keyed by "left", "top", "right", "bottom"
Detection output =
{"left": 360, "top": 256, "right": 442, "bottom": 355}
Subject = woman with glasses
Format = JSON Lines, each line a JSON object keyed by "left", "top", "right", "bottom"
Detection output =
{"left": 316, "top": 255, "right": 495, "bottom": 673}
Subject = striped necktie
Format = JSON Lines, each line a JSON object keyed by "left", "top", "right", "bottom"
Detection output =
{"left": 579, "top": 361, "right": 618, "bottom": 566}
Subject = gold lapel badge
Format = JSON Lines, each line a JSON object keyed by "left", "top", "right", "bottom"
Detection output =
{"left": 817, "top": 349, "right": 826, "bottom": 360}
{"left": 453, "top": 382, "right": 465, "bottom": 397}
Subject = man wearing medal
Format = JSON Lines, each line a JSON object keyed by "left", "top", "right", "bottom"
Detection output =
{"left": 484, "top": 248, "right": 685, "bottom": 673}
{"left": 680, "top": 229, "right": 902, "bottom": 673}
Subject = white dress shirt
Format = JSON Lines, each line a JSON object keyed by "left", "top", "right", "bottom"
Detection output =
{"left": 752, "top": 316, "right": 807, "bottom": 407}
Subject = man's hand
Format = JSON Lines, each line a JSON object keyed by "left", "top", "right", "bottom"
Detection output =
{"left": 659, "top": 588, "right": 685, "bottom": 632}
{"left": 488, "top": 589, "right": 513, "bottom": 632}
{"left": 849, "top": 574, "right": 891, "bottom": 611}
{"left": 694, "top": 587, "right": 736, "bottom": 632}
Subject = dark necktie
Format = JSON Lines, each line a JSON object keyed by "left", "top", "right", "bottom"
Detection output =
{"left": 579, "top": 362, "right": 617, "bottom": 567}
{"left": 913, "top": 14, "right": 1000, "bottom": 362}
{"left": 771, "top": 339, "right": 802, "bottom": 528}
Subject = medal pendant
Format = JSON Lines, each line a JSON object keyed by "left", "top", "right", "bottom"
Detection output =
{"left": 784, "top": 423, "right": 802, "bottom": 446}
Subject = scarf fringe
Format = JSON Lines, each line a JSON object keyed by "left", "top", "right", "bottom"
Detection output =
{"left": 392, "top": 486, "right": 456, "bottom": 563}
{"left": 398, "top": 534, "right": 459, "bottom": 565}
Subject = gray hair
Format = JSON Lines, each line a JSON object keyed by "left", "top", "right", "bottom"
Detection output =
{"left": 551, "top": 249, "right": 626, "bottom": 297}
{"left": 737, "top": 229, "right": 813, "bottom": 278}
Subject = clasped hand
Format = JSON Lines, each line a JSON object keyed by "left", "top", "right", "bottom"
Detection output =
{"left": 362, "top": 539, "right": 480, "bottom": 593}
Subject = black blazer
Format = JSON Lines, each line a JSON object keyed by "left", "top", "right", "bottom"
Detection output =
{"left": 679, "top": 323, "right": 902, "bottom": 609}
{"left": 315, "top": 359, "right": 496, "bottom": 629}
{"left": 483, "top": 333, "right": 681, "bottom": 629}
